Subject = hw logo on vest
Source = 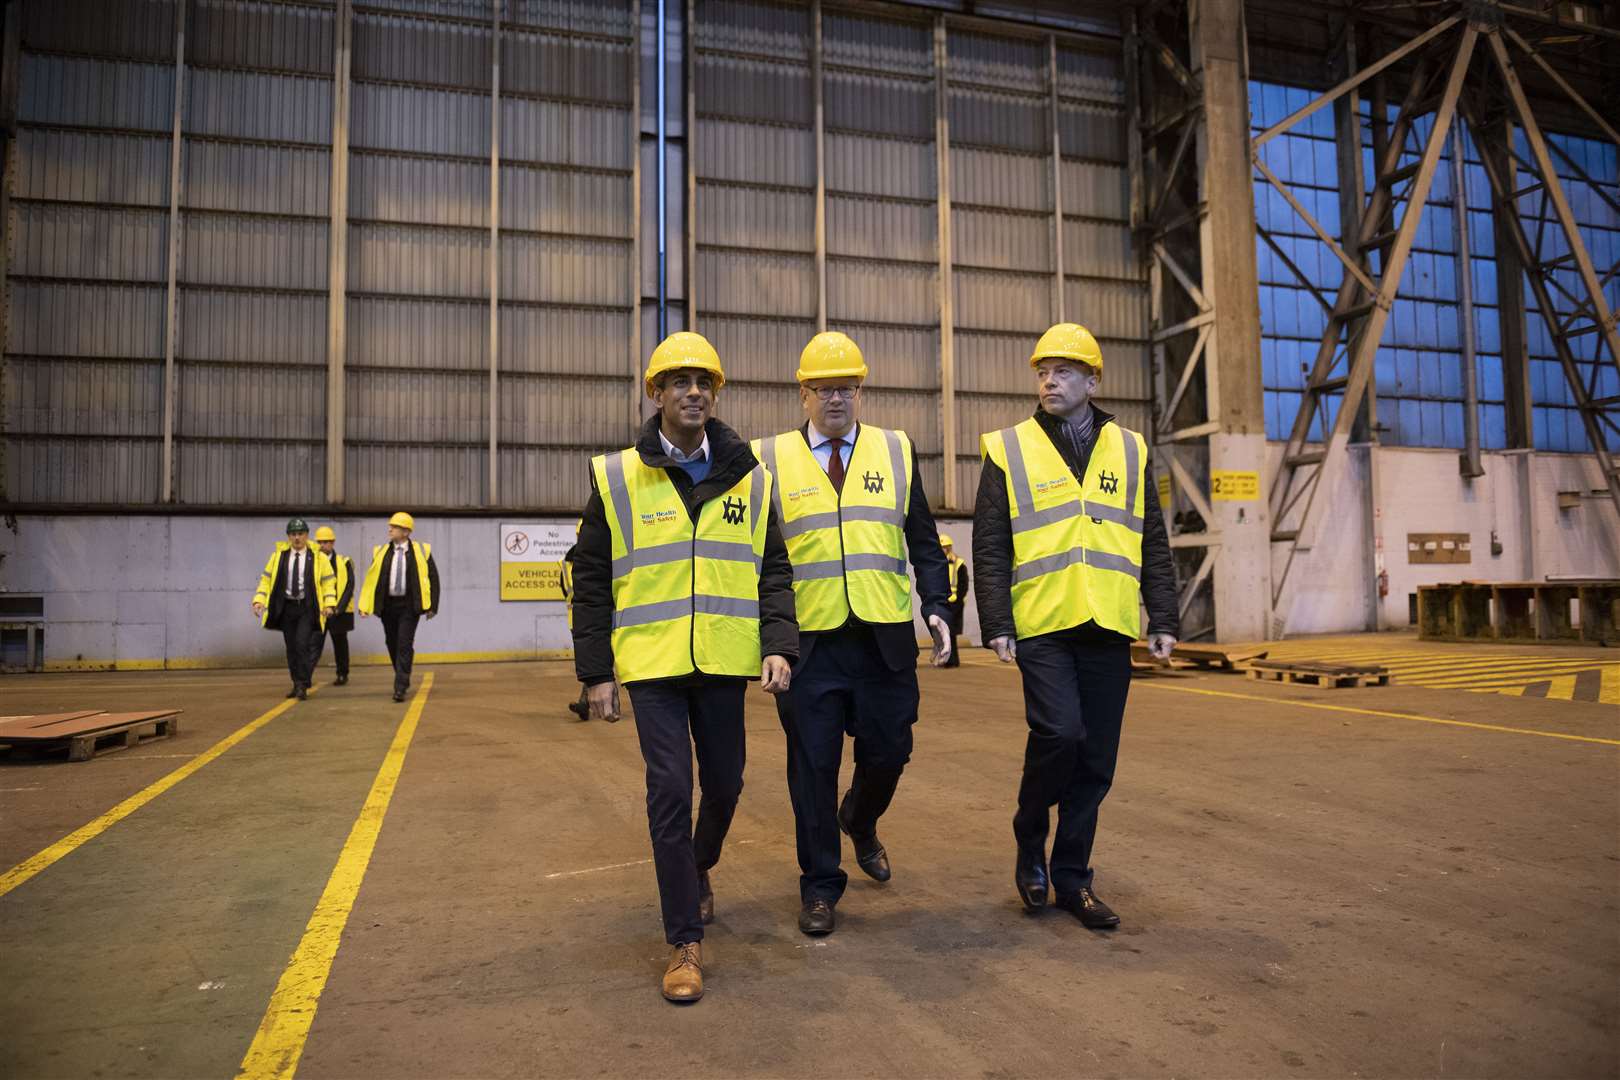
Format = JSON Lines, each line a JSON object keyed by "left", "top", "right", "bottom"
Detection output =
{"left": 722, "top": 496, "right": 745, "bottom": 526}
{"left": 1098, "top": 471, "right": 1120, "bottom": 496}
{"left": 862, "top": 471, "right": 885, "bottom": 495}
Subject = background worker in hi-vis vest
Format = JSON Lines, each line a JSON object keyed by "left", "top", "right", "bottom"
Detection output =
{"left": 571, "top": 331, "right": 797, "bottom": 1005}
{"left": 358, "top": 511, "right": 440, "bottom": 703}
{"left": 753, "top": 331, "right": 952, "bottom": 938}
{"left": 974, "top": 323, "right": 1179, "bottom": 930}
{"left": 312, "top": 525, "right": 356, "bottom": 686}
{"left": 939, "top": 532, "right": 969, "bottom": 669}
{"left": 252, "top": 517, "right": 337, "bottom": 700}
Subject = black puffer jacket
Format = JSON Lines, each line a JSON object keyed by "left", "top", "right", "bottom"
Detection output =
{"left": 572, "top": 415, "right": 799, "bottom": 686}
{"left": 972, "top": 404, "right": 1180, "bottom": 645}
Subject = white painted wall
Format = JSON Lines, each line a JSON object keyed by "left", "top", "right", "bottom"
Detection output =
{"left": 1271, "top": 445, "right": 1620, "bottom": 635}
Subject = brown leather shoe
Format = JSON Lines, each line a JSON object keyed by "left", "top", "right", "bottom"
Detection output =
{"left": 661, "top": 942, "right": 704, "bottom": 1003}
{"left": 698, "top": 871, "right": 714, "bottom": 925}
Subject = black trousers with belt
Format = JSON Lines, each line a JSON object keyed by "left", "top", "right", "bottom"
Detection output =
{"left": 626, "top": 675, "right": 747, "bottom": 946}
{"left": 315, "top": 627, "right": 349, "bottom": 679}
{"left": 279, "top": 597, "right": 320, "bottom": 690}
{"left": 380, "top": 597, "right": 420, "bottom": 694}
{"left": 775, "top": 622, "right": 917, "bottom": 904}
{"left": 1012, "top": 628, "right": 1132, "bottom": 895}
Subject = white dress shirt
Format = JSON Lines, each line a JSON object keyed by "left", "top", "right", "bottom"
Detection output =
{"left": 658, "top": 428, "right": 710, "bottom": 463}
{"left": 389, "top": 541, "right": 410, "bottom": 597}
{"left": 808, "top": 421, "right": 857, "bottom": 476}
{"left": 286, "top": 548, "right": 306, "bottom": 600}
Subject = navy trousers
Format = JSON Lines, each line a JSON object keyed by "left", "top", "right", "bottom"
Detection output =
{"left": 776, "top": 623, "right": 917, "bottom": 904}
{"left": 279, "top": 598, "right": 320, "bottom": 690}
{"left": 1012, "top": 629, "right": 1132, "bottom": 895}
{"left": 626, "top": 676, "right": 747, "bottom": 946}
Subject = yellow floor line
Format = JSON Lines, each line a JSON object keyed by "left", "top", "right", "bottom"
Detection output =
{"left": 1385, "top": 657, "right": 1607, "bottom": 675}
{"left": 0, "top": 688, "right": 317, "bottom": 900}
{"left": 1491, "top": 685, "right": 1527, "bottom": 697}
{"left": 1138, "top": 682, "right": 1620, "bottom": 747}
{"left": 1603, "top": 666, "right": 1620, "bottom": 706}
{"left": 237, "top": 673, "right": 434, "bottom": 1080}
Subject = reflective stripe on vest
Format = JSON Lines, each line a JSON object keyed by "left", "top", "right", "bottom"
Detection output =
{"left": 946, "top": 555, "right": 962, "bottom": 603}
{"left": 982, "top": 417, "right": 1146, "bottom": 640}
{"left": 753, "top": 425, "right": 913, "bottom": 631}
{"left": 593, "top": 447, "right": 768, "bottom": 683}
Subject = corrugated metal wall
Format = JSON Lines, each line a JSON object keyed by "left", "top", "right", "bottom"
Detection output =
{"left": 691, "top": 0, "right": 1141, "bottom": 509}
{"left": 6, "top": 0, "right": 179, "bottom": 502}
{"left": 4, "top": 0, "right": 1136, "bottom": 510}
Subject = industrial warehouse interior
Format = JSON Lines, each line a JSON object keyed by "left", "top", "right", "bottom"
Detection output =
{"left": 1, "top": 0, "right": 1616, "bottom": 1076}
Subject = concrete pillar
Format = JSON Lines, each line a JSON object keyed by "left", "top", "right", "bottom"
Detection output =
{"left": 1188, "top": 0, "right": 1271, "bottom": 641}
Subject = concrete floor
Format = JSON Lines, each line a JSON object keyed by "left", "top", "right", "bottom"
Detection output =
{"left": 1, "top": 638, "right": 1616, "bottom": 1079}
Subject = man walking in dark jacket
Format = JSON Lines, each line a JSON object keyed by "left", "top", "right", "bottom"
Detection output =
{"left": 313, "top": 525, "right": 355, "bottom": 685}
{"left": 572, "top": 331, "right": 797, "bottom": 1004}
{"left": 358, "top": 512, "right": 441, "bottom": 702}
{"left": 974, "top": 323, "right": 1179, "bottom": 930}
{"left": 752, "top": 331, "right": 952, "bottom": 937}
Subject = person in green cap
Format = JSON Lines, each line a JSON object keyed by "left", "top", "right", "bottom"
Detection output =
{"left": 252, "top": 518, "right": 337, "bottom": 699}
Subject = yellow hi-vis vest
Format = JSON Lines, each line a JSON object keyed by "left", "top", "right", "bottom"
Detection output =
{"left": 560, "top": 559, "right": 574, "bottom": 630}
{"left": 946, "top": 554, "right": 963, "bottom": 603}
{"left": 334, "top": 554, "right": 354, "bottom": 614}
{"left": 981, "top": 417, "right": 1147, "bottom": 641}
{"left": 591, "top": 447, "right": 771, "bottom": 684}
{"left": 751, "top": 425, "right": 913, "bottom": 632}
{"left": 252, "top": 543, "right": 338, "bottom": 631}
{"left": 359, "top": 540, "right": 433, "bottom": 615}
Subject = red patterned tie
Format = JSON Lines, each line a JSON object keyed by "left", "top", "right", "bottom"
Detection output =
{"left": 826, "top": 438, "right": 846, "bottom": 494}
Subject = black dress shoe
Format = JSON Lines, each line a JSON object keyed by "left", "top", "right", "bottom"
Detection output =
{"left": 1055, "top": 886, "right": 1120, "bottom": 929}
{"left": 334, "top": 674, "right": 348, "bottom": 686}
{"left": 567, "top": 699, "right": 588, "bottom": 720}
{"left": 286, "top": 686, "right": 299, "bottom": 699}
{"left": 392, "top": 690, "right": 406, "bottom": 703}
{"left": 1015, "top": 846, "right": 1049, "bottom": 911}
{"left": 798, "top": 898, "right": 836, "bottom": 936}
{"left": 295, "top": 686, "right": 308, "bottom": 701}
{"left": 698, "top": 871, "right": 714, "bottom": 925}
{"left": 837, "top": 792, "right": 891, "bottom": 883}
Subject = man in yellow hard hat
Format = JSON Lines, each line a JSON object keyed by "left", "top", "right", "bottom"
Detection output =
{"left": 753, "top": 331, "right": 952, "bottom": 938}
{"left": 312, "top": 525, "right": 356, "bottom": 686}
{"left": 939, "top": 532, "right": 968, "bottom": 669}
{"left": 250, "top": 518, "right": 338, "bottom": 700}
{"left": 571, "top": 331, "right": 797, "bottom": 1004}
{"left": 974, "top": 323, "right": 1178, "bottom": 929}
{"left": 359, "top": 511, "right": 440, "bottom": 703}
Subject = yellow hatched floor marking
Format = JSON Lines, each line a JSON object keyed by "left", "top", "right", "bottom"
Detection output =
{"left": 1545, "top": 674, "right": 1579, "bottom": 701}
{"left": 1419, "top": 665, "right": 1612, "bottom": 687}
{"left": 1603, "top": 666, "right": 1620, "bottom": 705}
{"left": 0, "top": 689, "right": 315, "bottom": 900}
{"left": 237, "top": 673, "right": 433, "bottom": 1080}
{"left": 1138, "top": 682, "right": 1620, "bottom": 746}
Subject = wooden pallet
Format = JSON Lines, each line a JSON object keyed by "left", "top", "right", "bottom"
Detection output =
{"left": 1130, "top": 642, "right": 1270, "bottom": 671}
{"left": 0, "top": 710, "right": 181, "bottom": 761}
{"left": 1246, "top": 661, "right": 1392, "bottom": 689}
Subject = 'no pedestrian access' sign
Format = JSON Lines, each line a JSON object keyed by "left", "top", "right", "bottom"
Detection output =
{"left": 499, "top": 522, "right": 573, "bottom": 601}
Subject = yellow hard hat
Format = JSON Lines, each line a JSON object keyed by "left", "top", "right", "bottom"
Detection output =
{"left": 1030, "top": 322, "right": 1103, "bottom": 371}
{"left": 389, "top": 511, "right": 415, "bottom": 531}
{"left": 314, "top": 525, "right": 336, "bottom": 542}
{"left": 645, "top": 331, "right": 725, "bottom": 396}
{"left": 797, "top": 331, "right": 868, "bottom": 383}
{"left": 939, "top": 532, "right": 954, "bottom": 548}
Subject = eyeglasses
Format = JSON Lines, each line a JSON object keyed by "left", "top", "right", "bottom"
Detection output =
{"left": 811, "top": 386, "right": 859, "bottom": 401}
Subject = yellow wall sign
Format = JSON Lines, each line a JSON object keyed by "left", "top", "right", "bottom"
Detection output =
{"left": 499, "top": 522, "right": 572, "bottom": 601}
{"left": 1157, "top": 473, "right": 1171, "bottom": 506}
{"left": 1210, "top": 470, "right": 1260, "bottom": 501}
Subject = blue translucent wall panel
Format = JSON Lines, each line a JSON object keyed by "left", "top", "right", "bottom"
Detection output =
{"left": 1249, "top": 80, "right": 1507, "bottom": 449}
{"left": 1516, "top": 131, "right": 1620, "bottom": 451}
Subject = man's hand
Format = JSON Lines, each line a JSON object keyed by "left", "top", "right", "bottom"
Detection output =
{"left": 252, "top": 601, "right": 265, "bottom": 618}
{"left": 587, "top": 681, "right": 621, "bottom": 722}
{"left": 425, "top": 611, "right": 436, "bottom": 620}
{"left": 359, "top": 610, "right": 371, "bottom": 619}
{"left": 760, "top": 655, "right": 792, "bottom": 694}
{"left": 989, "top": 635, "right": 1017, "bottom": 663}
{"left": 926, "top": 614, "right": 953, "bottom": 667}
{"left": 322, "top": 606, "right": 335, "bottom": 617}
{"left": 1148, "top": 633, "right": 1177, "bottom": 662}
